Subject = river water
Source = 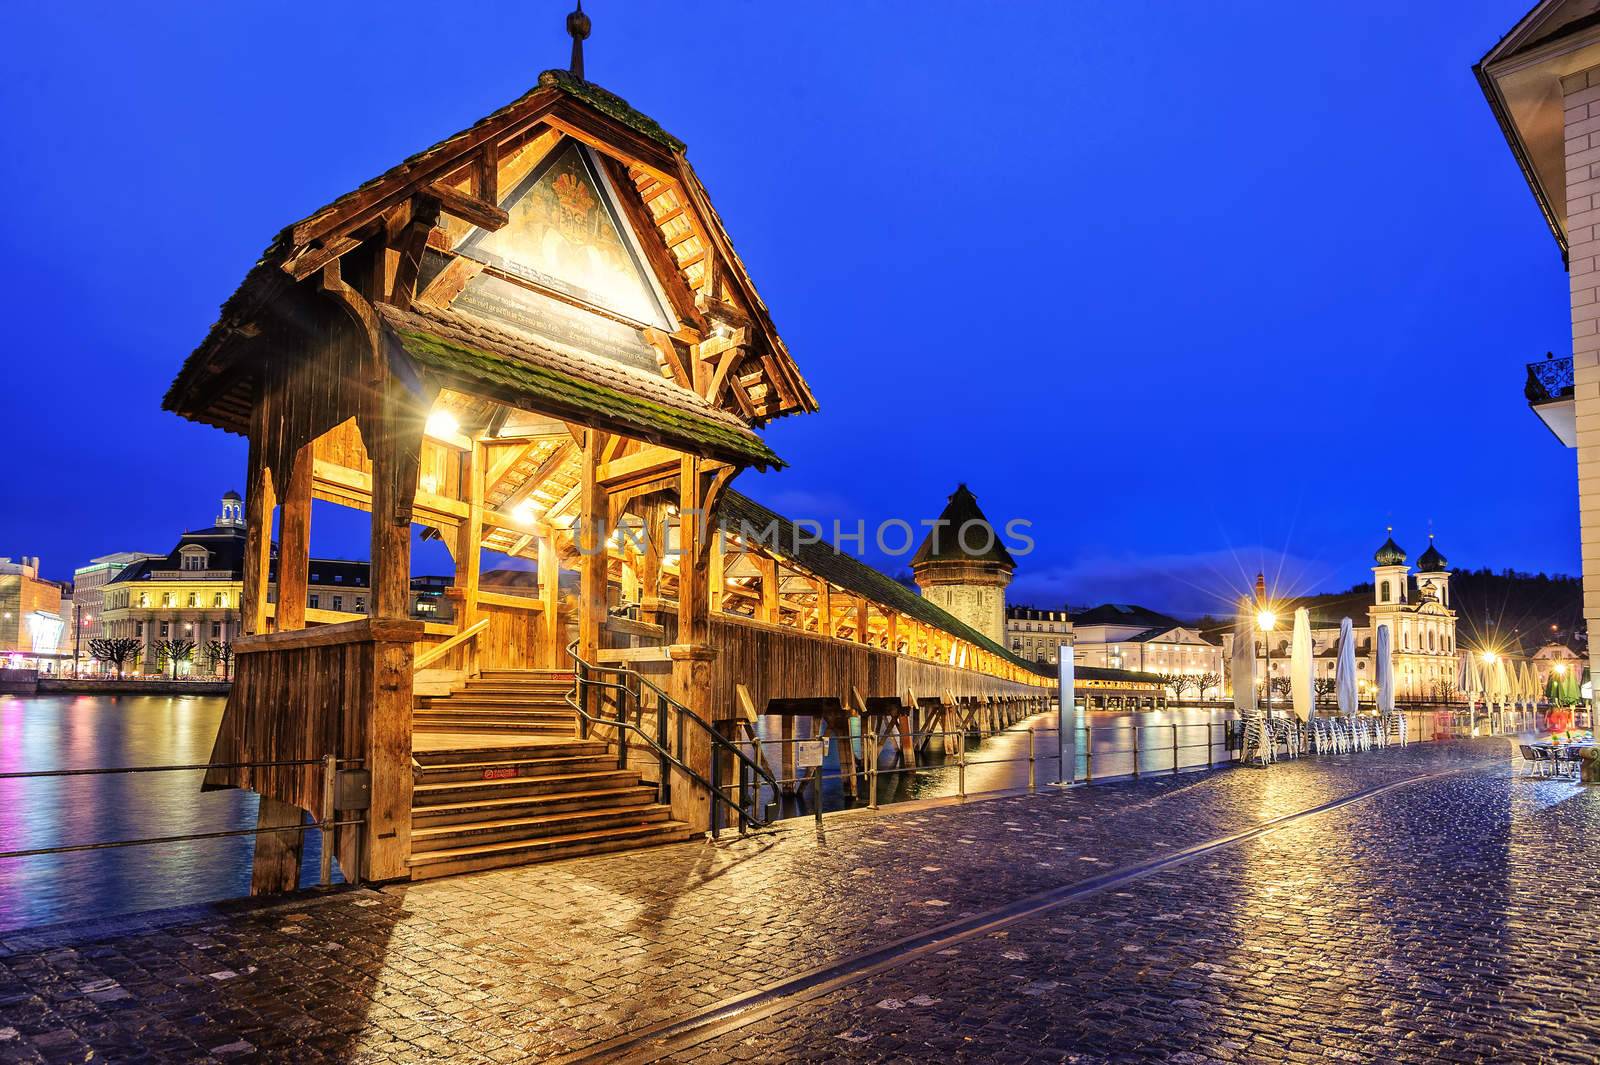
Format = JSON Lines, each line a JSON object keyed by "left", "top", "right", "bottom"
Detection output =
{"left": 0, "top": 692, "right": 324, "bottom": 933}
{"left": 0, "top": 693, "right": 1235, "bottom": 932}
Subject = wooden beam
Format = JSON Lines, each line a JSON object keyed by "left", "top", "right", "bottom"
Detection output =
{"left": 424, "top": 182, "right": 509, "bottom": 232}
{"left": 597, "top": 445, "right": 681, "bottom": 489}
{"left": 414, "top": 255, "right": 484, "bottom": 310}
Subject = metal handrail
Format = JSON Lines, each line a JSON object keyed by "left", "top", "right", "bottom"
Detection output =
{"left": 565, "top": 642, "right": 780, "bottom": 833}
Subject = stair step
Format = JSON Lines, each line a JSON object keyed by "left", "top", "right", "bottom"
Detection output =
{"left": 411, "top": 804, "right": 671, "bottom": 851}
{"left": 412, "top": 785, "right": 657, "bottom": 826}
{"left": 414, "top": 723, "right": 574, "bottom": 736}
{"left": 478, "top": 670, "right": 573, "bottom": 681}
{"left": 415, "top": 754, "right": 616, "bottom": 784}
{"left": 407, "top": 820, "right": 694, "bottom": 878}
{"left": 419, "top": 694, "right": 576, "bottom": 710}
{"left": 412, "top": 769, "right": 640, "bottom": 805}
{"left": 412, "top": 740, "right": 605, "bottom": 766}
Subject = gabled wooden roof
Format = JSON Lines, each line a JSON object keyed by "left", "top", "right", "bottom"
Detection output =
{"left": 165, "top": 69, "right": 816, "bottom": 444}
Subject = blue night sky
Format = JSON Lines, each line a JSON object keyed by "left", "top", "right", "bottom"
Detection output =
{"left": 0, "top": 1, "right": 1574, "bottom": 616}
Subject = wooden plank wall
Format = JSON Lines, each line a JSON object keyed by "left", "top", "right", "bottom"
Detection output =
{"left": 412, "top": 597, "right": 548, "bottom": 672}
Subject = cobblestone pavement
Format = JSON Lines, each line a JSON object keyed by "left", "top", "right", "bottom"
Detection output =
{"left": 0, "top": 740, "right": 1537, "bottom": 1063}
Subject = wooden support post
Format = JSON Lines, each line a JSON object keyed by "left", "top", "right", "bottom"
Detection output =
{"left": 357, "top": 369, "right": 428, "bottom": 882}
{"left": 815, "top": 579, "right": 832, "bottom": 636}
{"left": 780, "top": 712, "right": 797, "bottom": 794}
{"left": 538, "top": 530, "right": 562, "bottom": 668}
{"left": 757, "top": 554, "right": 779, "bottom": 624}
{"left": 250, "top": 796, "right": 306, "bottom": 895}
{"left": 241, "top": 435, "right": 276, "bottom": 636}
{"left": 855, "top": 598, "right": 870, "bottom": 644}
{"left": 638, "top": 500, "right": 667, "bottom": 628}
{"left": 669, "top": 455, "right": 717, "bottom": 832}
{"left": 455, "top": 439, "right": 484, "bottom": 675}
{"left": 276, "top": 444, "right": 313, "bottom": 632}
{"left": 709, "top": 530, "right": 725, "bottom": 614}
{"left": 578, "top": 431, "right": 609, "bottom": 720}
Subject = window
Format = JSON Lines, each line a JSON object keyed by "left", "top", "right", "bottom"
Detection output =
{"left": 135, "top": 621, "right": 144, "bottom": 637}
{"left": 334, "top": 575, "right": 343, "bottom": 584}
{"left": 332, "top": 596, "right": 343, "bottom": 612}
{"left": 1379, "top": 580, "right": 1391, "bottom": 603}
{"left": 183, "top": 553, "right": 205, "bottom": 571}
{"left": 187, "top": 593, "right": 198, "bottom": 608}
{"left": 138, "top": 593, "right": 147, "bottom": 607}
{"left": 211, "top": 622, "right": 221, "bottom": 638}
{"left": 161, "top": 593, "right": 173, "bottom": 608}
{"left": 309, "top": 594, "right": 320, "bottom": 609}
{"left": 213, "top": 592, "right": 225, "bottom": 608}
{"left": 159, "top": 622, "right": 169, "bottom": 637}
{"left": 355, "top": 597, "right": 365, "bottom": 613}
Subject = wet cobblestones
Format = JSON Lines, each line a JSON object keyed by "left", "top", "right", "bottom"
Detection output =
{"left": 0, "top": 741, "right": 1527, "bottom": 1062}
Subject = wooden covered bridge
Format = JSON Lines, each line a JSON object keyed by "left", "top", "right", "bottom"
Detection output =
{"left": 163, "top": 40, "right": 1123, "bottom": 889}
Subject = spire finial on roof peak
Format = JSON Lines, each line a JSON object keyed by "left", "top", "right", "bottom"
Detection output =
{"left": 567, "top": 1, "right": 591, "bottom": 80}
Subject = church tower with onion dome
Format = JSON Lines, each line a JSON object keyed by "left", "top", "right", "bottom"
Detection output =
{"left": 911, "top": 484, "right": 1015, "bottom": 645}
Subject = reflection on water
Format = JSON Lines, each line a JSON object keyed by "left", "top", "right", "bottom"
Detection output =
{"left": 0, "top": 693, "right": 320, "bottom": 933}
{"left": 754, "top": 706, "right": 1239, "bottom": 820}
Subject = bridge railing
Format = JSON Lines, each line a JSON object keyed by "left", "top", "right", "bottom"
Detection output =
{"left": 0, "top": 755, "right": 365, "bottom": 886}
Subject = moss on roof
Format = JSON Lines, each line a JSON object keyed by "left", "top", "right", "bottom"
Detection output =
{"left": 538, "top": 69, "right": 686, "bottom": 153}
{"left": 388, "top": 324, "right": 780, "bottom": 468}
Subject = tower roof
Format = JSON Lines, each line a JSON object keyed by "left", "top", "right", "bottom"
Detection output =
{"left": 911, "top": 485, "right": 1015, "bottom": 570}
{"left": 1417, "top": 535, "right": 1447, "bottom": 572}
{"left": 1374, "top": 530, "right": 1407, "bottom": 567}
{"left": 222, "top": 490, "right": 242, "bottom": 502}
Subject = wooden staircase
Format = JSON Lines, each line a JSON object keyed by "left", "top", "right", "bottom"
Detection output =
{"left": 409, "top": 669, "right": 693, "bottom": 879}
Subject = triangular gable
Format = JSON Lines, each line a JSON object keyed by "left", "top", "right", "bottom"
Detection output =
{"left": 457, "top": 139, "right": 674, "bottom": 331}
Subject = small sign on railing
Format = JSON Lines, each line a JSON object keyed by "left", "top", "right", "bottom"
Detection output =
{"left": 795, "top": 739, "right": 829, "bottom": 769}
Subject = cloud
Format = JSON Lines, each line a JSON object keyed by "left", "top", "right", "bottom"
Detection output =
{"left": 1010, "top": 546, "right": 1337, "bottom": 618}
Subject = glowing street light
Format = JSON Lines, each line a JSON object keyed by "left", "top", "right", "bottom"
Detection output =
{"left": 424, "top": 410, "right": 459, "bottom": 440}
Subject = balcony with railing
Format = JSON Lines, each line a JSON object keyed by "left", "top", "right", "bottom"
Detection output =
{"left": 1525, "top": 353, "right": 1576, "bottom": 447}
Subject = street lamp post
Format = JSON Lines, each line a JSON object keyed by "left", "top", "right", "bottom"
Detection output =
{"left": 1257, "top": 608, "right": 1277, "bottom": 719}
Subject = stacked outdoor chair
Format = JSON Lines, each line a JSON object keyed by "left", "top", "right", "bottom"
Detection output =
{"left": 1517, "top": 743, "right": 1553, "bottom": 778}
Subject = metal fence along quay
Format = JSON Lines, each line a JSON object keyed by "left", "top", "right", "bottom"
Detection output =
{"left": 0, "top": 755, "right": 367, "bottom": 888}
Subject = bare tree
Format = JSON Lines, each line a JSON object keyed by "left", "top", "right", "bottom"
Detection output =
{"left": 1313, "top": 676, "right": 1337, "bottom": 705}
{"left": 1194, "top": 671, "right": 1221, "bottom": 703}
{"left": 1155, "top": 672, "right": 1195, "bottom": 704}
{"left": 1269, "top": 676, "right": 1293, "bottom": 701}
{"left": 204, "top": 640, "right": 235, "bottom": 680}
{"left": 88, "top": 637, "right": 143, "bottom": 679}
{"left": 153, "top": 639, "right": 196, "bottom": 680}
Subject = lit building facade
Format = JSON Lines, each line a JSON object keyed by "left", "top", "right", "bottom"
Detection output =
{"left": 100, "top": 492, "right": 454, "bottom": 675}
{"left": 0, "top": 556, "right": 66, "bottom": 670}
{"left": 1005, "top": 607, "right": 1071, "bottom": 665}
{"left": 71, "top": 551, "right": 162, "bottom": 672}
{"left": 1071, "top": 604, "right": 1225, "bottom": 689}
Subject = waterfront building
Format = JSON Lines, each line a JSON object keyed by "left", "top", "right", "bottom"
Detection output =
{"left": 71, "top": 551, "right": 162, "bottom": 673}
{"left": 911, "top": 485, "right": 1015, "bottom": 646}
{"left": 1532, "top": 641, "right": 1583, "bottom": 693}
{"left": 1005, "top": 606, "right": 1071, "bottom": 666}
{"left": 1479, "top": 4, "right": 1600, "bottom": 710}
{"left": 1070, "top": 603, "right": 1226, "bottom": 683}
{"left": 0, "top": 557, "right": 66, "bottom": 670}
{"left": 100, "top": 493, "right": 454, "bottom": 675}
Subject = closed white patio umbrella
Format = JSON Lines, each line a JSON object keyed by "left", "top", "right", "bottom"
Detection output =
{"left": 1290, "top": 607, "right": 1315, "bottom": 723}
{"left": 1376, "top": 624, "right": 1395, "bottom": 715}
{"left": 1337, "top": 618, "right": 1358, "bottom": 716}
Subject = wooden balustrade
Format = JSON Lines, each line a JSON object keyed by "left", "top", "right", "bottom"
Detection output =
{"left": 203, "top": 617, "right": 423, "bottom": 883}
